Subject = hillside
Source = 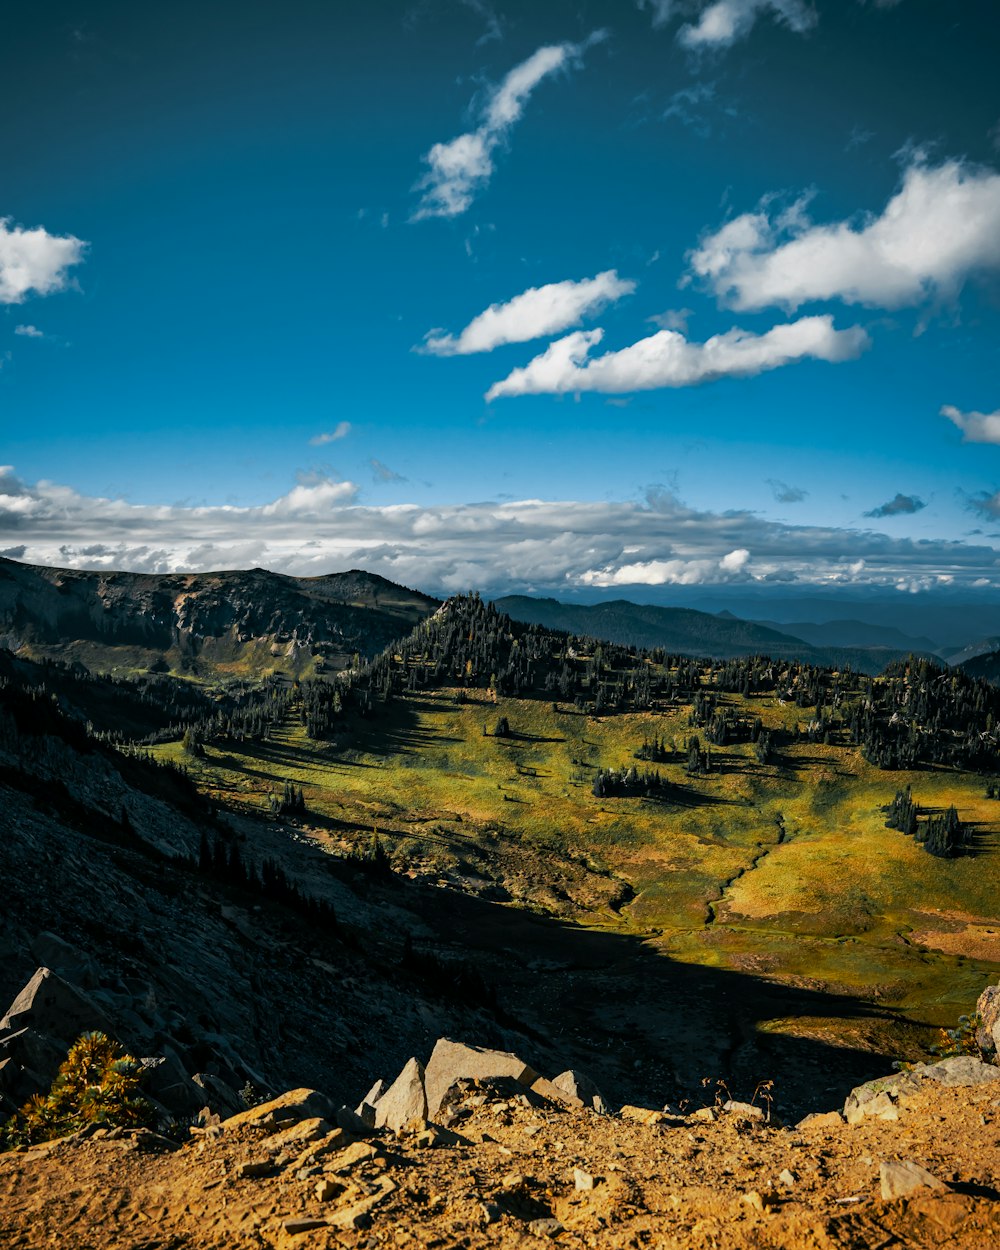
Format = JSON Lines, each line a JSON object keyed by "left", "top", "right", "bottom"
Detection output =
{"left": 493, "top": 595, "right": 924, "bottom": 674}
{"left": 3, "top": 584, "right": 1000, "bottom": 1245}
{"left": 0, "top": 557, "right": 439, "bottom": 679}
{"left": 129, "top": 596, "right": 1000, "bottom": 1078}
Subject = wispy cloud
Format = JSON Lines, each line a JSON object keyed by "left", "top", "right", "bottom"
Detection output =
{"left": 0, "top": 218, "right": 87, "bottom": 304}
{"left": 3, "top": 466, "right": 997, "bottom": 593}
{"left": 460, "top": 0, "right": 504, "bottom": 45}
{"left": 371, "top": 458, "right": 406, "bottom": 483}
{"left": 486, "top": 315, "right": 868, "bottom": 399}
{"left": 14, "top": 324, "right": 45, "bottom": 338}
{"left": 865, "top": 493, "right": 926, "bottom": 518}
{"left": 636, "top": 0, "right": 678, "bottom": 28}
{"left": 421, "top": 270, "right": 634, "bottom": 355}
{"left": 309, "top": 421, "right": 352, "bottom": 446}
{"left": 412, "top": 33, "right": 605, "bottom": 220}
{"left": 678, "top": 1, "right": 817, "bottom": 50}
{"left": 942, "top": 403, "right": 1000, "bottom": 445}
{"left": 767, "top": 478, "right": 808, "bottom": 503}
{"left": 688, "top": 158, "right": 1000, "bottom": 311}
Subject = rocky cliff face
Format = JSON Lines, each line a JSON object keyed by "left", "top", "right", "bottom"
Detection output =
{"left": 0, "top": 558, "right": 439, "bottom": 677}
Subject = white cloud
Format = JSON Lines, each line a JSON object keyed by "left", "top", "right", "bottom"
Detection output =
{"left": 0, "top": 218, "right": 87, "bottom": 304}
{"left": 942, "top": 403, "right": 1000, "bottom": 445}
{"left": 422, "top": 270, "right": 635, "bottom": 355}
{"left": 679, "top": 1, "right": 816, "bottom": 48}
{"left": 689, "top": 158, "right": 1000, "bottom": 311}
{"left": 14, "top": 324, "right": 44, "bottom": 338}
{"left": 309, "top": 421, "right": 352, "bottom": 445}
{"left": 3, "top": 466, "right": 999, "bottom": 592}
{"left": 413, "top": 35, "right": 604, "bottom": 220}
{"left": 486, "top": 315, "right": 868, "bottom": 399}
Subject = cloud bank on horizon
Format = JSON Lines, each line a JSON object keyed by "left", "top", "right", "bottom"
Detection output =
{"left": 1, "top": 465, "right": 995, "bottom": 595}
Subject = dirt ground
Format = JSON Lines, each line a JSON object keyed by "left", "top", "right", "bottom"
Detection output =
{"left": 2, "top": 1073, "right": 999, "bottom": 1250}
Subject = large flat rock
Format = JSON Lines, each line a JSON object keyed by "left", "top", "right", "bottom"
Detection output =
{"left": 423, "top": 1039, "right": 538, "bottom": 1118}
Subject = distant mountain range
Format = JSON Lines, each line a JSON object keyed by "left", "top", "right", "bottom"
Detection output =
{"left": 749, "top": 617, "right": 943, "bottom": 656}
{"left": 2, "top": 555, "right": 998, "bottom": 681}
{"left": 493, "top": 595, "right": 935, "bottom": 674}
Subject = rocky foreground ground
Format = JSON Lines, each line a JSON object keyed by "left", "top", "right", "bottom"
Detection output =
{"left": 2, "top": 1038, "right": 1000, "bottom": 1250}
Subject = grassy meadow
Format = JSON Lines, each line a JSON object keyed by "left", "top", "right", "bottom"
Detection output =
{"left": 152, "top": 676, "right": 1000, "bottom": 1050}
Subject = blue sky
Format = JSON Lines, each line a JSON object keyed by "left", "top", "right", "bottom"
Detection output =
{"left": 3, "top": 0, "right": 1000, "bottom": 600}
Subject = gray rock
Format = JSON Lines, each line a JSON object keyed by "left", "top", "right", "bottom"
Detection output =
{"left": 551, "top": 1068, "right": 610, "bottom": 1115}
{"left": 138, "top": 1053, "right": 206, "bottom": 1115}
{"left": 28, "top": 934, "right": 99, "bottom": 989}
{"left": 0, "top": 1026, "right": 67, "bottom": 1088}
{"left": 845, "top": 1089, "right": 900, "bottom": 1126}
{"left": 355, "top": 1078, "right": 388, "bottom": 1127}
{"left": 374, "top": 1057, "right": 427, "bottom": 1134}
{"left": 0, "top": 967, "right": 110, "bottom": 1047}
{"left": 423, "top": 1038, "right": 538, "bottom": 1119}
{"left": 335, "top": 1104, "right": 374, "bottom": 1135}
{"left": 723, "top": 1099, "right": 765, "bottom": 1121}
{"left": 908, "top": 1056, "right": 1000, "bottom": 1087}
{"left": 528, "top": 1218, "right": 563, "bottom": 1237}
{"left": 360, "top": 1078, "right": 388, "bottom": 1109}
{"left": 223, "top": 1087, "right": 337, "bottom": 1130}
{"left": 976, "top": 983, "right": 1000, "bottom": 1063}
{"left": 192, "top": 1072, "right": 244, "bottom": 1117}
{"left": 879, "top": 1159, "right": 948, "bottom": 1200}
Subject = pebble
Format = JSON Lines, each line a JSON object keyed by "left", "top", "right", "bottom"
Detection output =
{"left": 573, "top": 1167, "right": 595, "bottom": 1191}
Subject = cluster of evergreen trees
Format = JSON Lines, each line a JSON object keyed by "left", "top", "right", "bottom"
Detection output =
{"left": 850, "top": 660, "right": 1000, "bottom": 772}
{"left": 885, "top": 786, "right": 970, "bottom": 857}
{"left": 592, "top": 764, "right": 672, "bottom": 798}
{"left": 688, "top": 691, "right": 765, "bottom": 746}
{"left": 271, "top": 779, "right": 306, "bottom": 816}
{"left": 197, "top": 830, "right": 338, "bottom": 929}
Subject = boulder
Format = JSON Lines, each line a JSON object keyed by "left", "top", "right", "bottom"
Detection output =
{"left": 550, "top": 1069, "right": 610, "bottom": 1115}
{"left": 355, "top": 1078, "right": 388, "bottom": 1126}
{"left": 192, "top": 1073, "right": 244, "bottom": 1118}
{"left": 844, "top": 1056, "right": 1000, "bottom": 1124}
{"left": 907, "top": 1056, "right": 1000, "bottom": 1087}
{"left": 723, "top": 1099, "right": 766, "bottom": 1121}
{"left": 530, "top": 1076, "right": 583, "bottom": 1110}
{"left": 373, "top": 1057, "right": 427, "bottom": 1133}
{"left": 0, "top": 1027, "right": 67, "bottom": 1090}
{"left": 222, "top": 1087, "right": 337, "bottom": 1131}
{"left": 0, "top": 968, "right": 110, "bottom": 1046}
{"left": 423, "top": 1039, "right": 538, "bottom": 1119}
{"left": 138, "top": 1053, "right": 206, "bottom": 1115}
{"left": 976, "top": 983, "right": 1000, "bottom": 1062}
{"left": 880, "top": 1160, "right": 949, "bottom": 1200}
{"left": 795, "top": 1110, "right": 844, "bottom": 1130}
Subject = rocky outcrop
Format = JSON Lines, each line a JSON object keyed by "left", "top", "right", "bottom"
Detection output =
{"left": 977, "top": 981, "right": 1000, "bottom": 1062}
{"left": 3, "top": 1038, "right": 1000, "bottom": 1249}
{"left": 843, "top": 1054, "right": 1000, "bottom": 1125}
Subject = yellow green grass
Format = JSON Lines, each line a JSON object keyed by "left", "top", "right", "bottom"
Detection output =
{"left": 153, "top": 685, "right": 1000, "bottom": 1036}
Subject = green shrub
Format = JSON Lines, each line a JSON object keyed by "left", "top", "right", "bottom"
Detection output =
{"left": 0, "top": 1031, "right": 155, "bottom": 1150}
